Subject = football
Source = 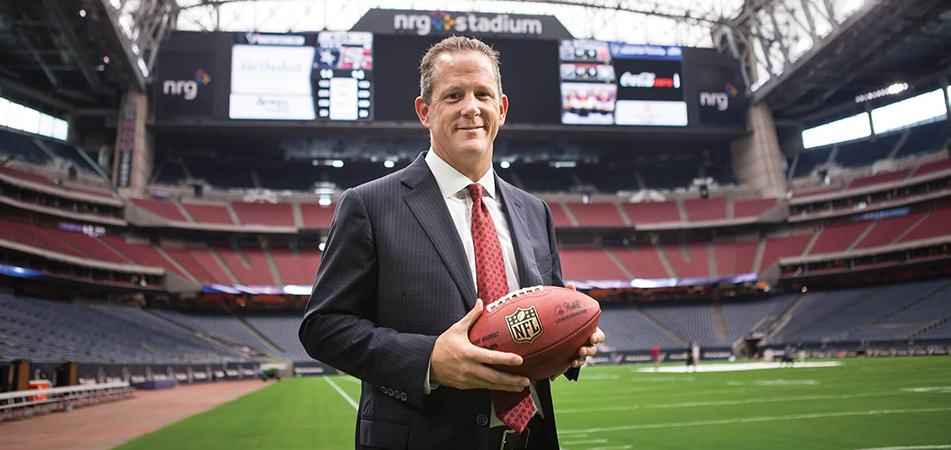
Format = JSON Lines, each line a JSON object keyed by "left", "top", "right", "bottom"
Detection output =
{"left": 468, "top": 285, "right": 601, "bottom": 381}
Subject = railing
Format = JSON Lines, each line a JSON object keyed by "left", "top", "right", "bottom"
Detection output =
{"left": 0, "top": 381, "right": 133, "bottom": 421}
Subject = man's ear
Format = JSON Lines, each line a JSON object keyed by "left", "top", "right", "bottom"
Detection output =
{"left": 415, "top": 97, "right": 431, "bottom": 129}
{"left": 498, "top": 94, "right": 509, "bottom": 127}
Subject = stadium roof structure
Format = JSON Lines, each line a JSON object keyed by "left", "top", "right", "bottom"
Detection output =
{"left": 753, "top": 0, "right": 951, "bottom": 124}
{"left": 0, "top": 0, "right": 158, "bottom": 112}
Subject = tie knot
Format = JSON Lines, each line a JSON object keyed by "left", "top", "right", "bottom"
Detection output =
{"left": 467, "top": 183, "right": 483, "bottom": 202}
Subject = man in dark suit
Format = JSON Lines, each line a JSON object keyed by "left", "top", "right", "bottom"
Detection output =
{"left": 300, "top": 36, "right": 605, "bottom": 449}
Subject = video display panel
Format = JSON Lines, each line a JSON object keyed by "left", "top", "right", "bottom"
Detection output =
{"left": 559, "top": 41, "right": 687, "bottom": 126}
{"left": 229, "top": 32, "right": 373, "bottom": 121}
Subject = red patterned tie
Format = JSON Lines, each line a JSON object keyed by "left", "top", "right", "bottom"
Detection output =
{"left": 467, "top": 183, "right": 535, "bottom": 433}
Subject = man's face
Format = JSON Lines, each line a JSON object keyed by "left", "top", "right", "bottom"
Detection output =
{"left": 416, "top": 51, "right": 508, "bottom": 179}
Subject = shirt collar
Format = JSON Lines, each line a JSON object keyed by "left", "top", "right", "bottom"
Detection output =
{"left": 425, "top": 149, "right": 496, "bottom": 200}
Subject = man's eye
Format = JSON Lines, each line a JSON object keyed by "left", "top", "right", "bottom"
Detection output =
{"left": 447, "top": 93, "right": 460, "bottom": 99}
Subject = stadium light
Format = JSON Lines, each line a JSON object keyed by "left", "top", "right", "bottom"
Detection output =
{"left": 855, "top": 82, "right": 908, "bottom": 103}
{"left": 137, "top": 57, "right": 149, "bottom": 78}
{"left": 871, "top": 89, "right": 948, "bottom": 134}
{"left": 79, "top": 9, "right": 86, "bottom": 17}
{"left": 318, "top": 242, "right": 326, "bottom": 251}
{"left": 383, "top": 160, "right": 395, "bottom": 168}
{"left": 500, "top": 161, "right": 510, "bottom": 169}
{"left": 553, "top": 161, "right": 576, "bottom": 168}
{"left": 801, "top": 112, "right": 870, "bottom": 149}
{"left": 331, "top": 160, "right": 344, "bottom": 168}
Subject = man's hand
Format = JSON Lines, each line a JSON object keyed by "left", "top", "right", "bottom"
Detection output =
{"left": 550, "top": 283, "right": 607, "bottom": 380}
{"left": 430, "top": 299, "right": 531, "bottom": 392}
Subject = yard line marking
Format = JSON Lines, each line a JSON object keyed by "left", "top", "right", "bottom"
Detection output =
{"left": 324, "top": 376, "right": 358, "bottom": 410}
{"left": 560, "top": 407, "right": 951, "bottom": 434}
{"left": 557, "top": 391, "right": 904, "bottom": 413}
{"left": 339, "top": 376, "right": 362, "bottom": 385}
{"left": 563, "top": 439, "right": 608, "bottom": 445}
{"left": 588, "top": 446, "right": 632, "bottom": 450}
{"left": 853, "top": 446, "right": 951, "bottom": 450}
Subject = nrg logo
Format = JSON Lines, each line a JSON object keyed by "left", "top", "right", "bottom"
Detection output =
{"left": 700, "top": 82, "right": 739, "bottom": 111}
{"left": 163, "top": 68, "right": 212, "bottom": 101}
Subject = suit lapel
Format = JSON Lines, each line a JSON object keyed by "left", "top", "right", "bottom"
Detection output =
{"left": 497, "top": 175, "right": 541, "bottom": 288}
{"left": 402, "top": 153, "right": 477, "bottom": 309}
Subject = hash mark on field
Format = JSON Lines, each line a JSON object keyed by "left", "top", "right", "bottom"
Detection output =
{"left": 900, "top": 387, "right": 951, "bottom": 393}
{"left": 560, "top": 406, "right": 951, "bottom": 434}
{"left": 563, "top": 439, "right": 608, "bottom": 445}
{"left": 324, "top": 377, "right": 358, "bottom": 410}
{"left": 853, "top": 446, "right": 951, "bottom": 450}
{"left": 558, "top": 391, "right": 904, "bottom": 413}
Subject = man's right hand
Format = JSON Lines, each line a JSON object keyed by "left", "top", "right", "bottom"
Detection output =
{"left": 430, "top": 299, "right": 530, "bottom": 392}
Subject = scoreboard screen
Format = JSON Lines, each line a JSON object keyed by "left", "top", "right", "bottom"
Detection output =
{"left": 155, "top": 31, "right": 744, "bottom": 130}
{"left": 559, "top": 41, "right": 688, "bottom": 126}
{"left": 229, "top": 32, "right": 373, "bottom": 121}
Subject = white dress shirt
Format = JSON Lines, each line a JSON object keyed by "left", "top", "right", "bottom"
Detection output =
{"left": 423, "top": 150, "right": 542, "bottom": 427}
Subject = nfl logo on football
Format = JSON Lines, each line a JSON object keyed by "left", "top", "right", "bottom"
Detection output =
{"left": 505, "top": 306, "right": 544, "bottom": 344}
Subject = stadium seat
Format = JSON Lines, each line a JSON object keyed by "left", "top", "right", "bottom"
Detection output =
{"left": 808, "top": 222, "right": 870, "bottom": 255}
{"left": 232, "top": 201, "right": 295, "bottom": 227}
{"left": 271, "top": 247, "right": 321, "bottom": 285}
{"left": 182, "top": 202, "right": 236, "bottom": 225}
{"left": 734, "top": 198, "right": 778, "bottom": 218}
{"left": 852, "top": 213, "right": 924, "bottom": 249}
{"left": 132, "top": 198, "right": 189, "bottom": 222}
{"left": 613, "top": 245, "right": 671, "bottom": 279}
{"left": 759, "top": 234, "right": 811, "bottom": 270}
{"left": 565, "top": 202, "right": 626, "bottom": 227}
{"left": 683, "top": 197, "right": 727, "bottom": 222}
{"left": 559, "top": 248, "right": 629, "bottom": 281}
{"left": 214, "top": 246, "right": 275, "bottom": 286}
{"left": 622, "top": 201, "right": 681, "bottom": 224}
{"left": 300, "top": 202, "right": 336, "bottom": 229}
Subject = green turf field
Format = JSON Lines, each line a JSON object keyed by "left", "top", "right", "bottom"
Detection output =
{"left": 116, "top": 357, "right": 951, "bottom": 449}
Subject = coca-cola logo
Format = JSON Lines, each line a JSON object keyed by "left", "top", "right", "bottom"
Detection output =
{"left": 619, "top": 71, "right": 681, "bottom": 89}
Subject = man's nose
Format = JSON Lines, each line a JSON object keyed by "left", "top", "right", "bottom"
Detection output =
{"left": 460, "top": 93, "right": 480, "bottom": 118}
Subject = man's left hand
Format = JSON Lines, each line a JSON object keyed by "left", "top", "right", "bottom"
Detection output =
{"left": 550, "top": 283, "right": 606, "bottom": 381}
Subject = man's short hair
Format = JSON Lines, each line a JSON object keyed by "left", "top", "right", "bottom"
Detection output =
{"left": 419, "top": 36, "right": 502, "bottom": 104}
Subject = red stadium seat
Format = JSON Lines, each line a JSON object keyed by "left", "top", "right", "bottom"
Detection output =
{"left": 132, "top": 198, "right": 189, "bottom": 222}
{"left": 559, "top": 248, "right": 628, "bottom": 281}
{"left": 182, "top": 202, "right": 235, "bottom": 225}
{"left": 232, "top": 201, "right": 295, "bottom": 227}
{"left": 546, "top": 202, "right": 574, "bottom": 227}
{"left": 271, "top": 247, "right": 322, "bottom": 285}
{"left": 853, "top": 213, "right": 924, "bottom": 249}
{"left": 214, "top": 246, "right": 275, "bottom": 286}
{"left": 622, "top": 201, "right": 680, "bottom": 224}
{"left": 734, "top": 198, "right": 777, "bottom": 218}
{"left": 808, "top": 222, "right": 870, "bottom": 255}
{"left": 614, "top": 245, "right": 670, "bottom": 279}
{"left": 760, "top": 234, "right": 811, "bottom": 270}
{"left": 300, "top": 203, "right": 336, "bottom": 229}
{"left": 683, "top": 197, "right": 726, "bottom": 222}
{"left": 565, "top": 203, "right": 625, "bottom": 227}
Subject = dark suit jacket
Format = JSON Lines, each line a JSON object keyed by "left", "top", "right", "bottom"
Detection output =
{"left": 300, "top": 152, "right": 575, "bottom": 449}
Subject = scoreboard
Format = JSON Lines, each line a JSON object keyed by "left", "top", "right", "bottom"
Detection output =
{"left": 559, "top": 41, "right": 688, "bottom": 126}
{"left": 228, "top": 32, "right": 373, "bottom": 121}
{"left": 154, "top": 31, "right": 745, "bottom": 130}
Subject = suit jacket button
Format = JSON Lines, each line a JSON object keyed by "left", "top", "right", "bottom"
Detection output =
{"left": 400, "top": 393, "right": 407, "bottom": 401}
{"left": 476, "top": 414, "right": 488, "bottom": 426}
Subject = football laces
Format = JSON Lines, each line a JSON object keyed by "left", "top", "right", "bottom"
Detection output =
{"left": 485, "top": 285, "right": 543, "bottom": 313}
